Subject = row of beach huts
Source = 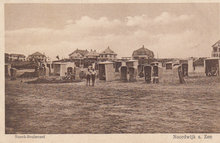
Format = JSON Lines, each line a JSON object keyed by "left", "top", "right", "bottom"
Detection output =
{"left": 5, "top": 56, "right": 220, "bottom": 84}
{"left": 5, "top": 40, "right": 220, "bottom": 83}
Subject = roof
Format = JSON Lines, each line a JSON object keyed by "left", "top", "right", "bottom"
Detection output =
{"left": 10, "top": 54, "right": 26, "bottom": 57}
{"left": 69, "top": 52, "right": 84, "bottom": 59}
{"left": 85, "top": 50, "right": 99, "bottom": 57}
{"left": 132, "top": 45, "right": 154, "bottom": 58}
{"left": 30, "top": 52, "right": 45, "bottom": 57}
{"left": 100, "top": 46, "right": 117, "bottom": 55}
{"left": 69, "top": 49, "right": 89, "bottom": 56}
{"left": 212, "top": 40, "right": 220, "bottom": 48}
{"left": 206, "top": 57, "right": 220, "bottom": 60}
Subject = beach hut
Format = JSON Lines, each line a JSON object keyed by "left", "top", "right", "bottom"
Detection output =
{"left": 74, "top": 67, "right": 81, "bottom": 80}
{"left": 151, "top": 65, "right": 163, "bottom": 84}
{"left": 204, "top": 58, "right": 220, "bottom": 76}
{"left": 144, "top": 64, "right": 152, "bottom": 83}
{"left": 128, "top": 67, "right": 137, "bottom": 81}
{"left": 165, "top": 62, "right": 173, "bottom": 70}
{"left": 126, "top": 60, "right": 138, "bottom": 82}
{"left": 98, "top": 61, "right": 115, "bottom": 81}
{"left": 151, "top": 62, "right": 162, "bottom": 67}
{"left": 114, "top": 61, "right": 122, "bottom": 72}
{"left": 5, "top": 63, "right": 11, "bottom": 77}
{"left": 161, "top": 65, "right": 185, "bottom": 84}
{"left": 53, "top": 62, "right": 75, "bottom": 76}
{"left": 181, "top": 63, "right": 188, "bottom": 76}
{"left": 188, "top": 57, "right": 206, "bottom": 76}
{"left": 46, "top": 61, "right": 53, "bottom": 75}
{"left": 137, "top": 64, "right": 144, "bottom": 77}
{"left": 126, "top": 60, "right": 138, "bottom": 68}
{"left": 10, "top": 68, "right": 17, "bottom": 80}
{"left": 120, "top": 66, "right": 128, "bottom": 81}
{"left": 172, "top": 65, "right": 185, "bottom": 84}
{"left": 152, "top": 65, "right": 159, "bottom": 83}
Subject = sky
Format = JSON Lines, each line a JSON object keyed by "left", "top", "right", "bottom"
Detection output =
{"left": 5, "top": 3, "right": 220, "bottom": 60}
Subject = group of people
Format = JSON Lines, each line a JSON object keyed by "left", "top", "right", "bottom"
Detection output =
{"left": 86, "top": 66, "right": 97, "bottom": 86}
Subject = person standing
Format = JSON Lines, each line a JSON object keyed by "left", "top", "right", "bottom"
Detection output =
{"left": 91, "top": 68, "right": 97, "bottom": 86}
{"left": 86, "top": 67, "right": 91, "bottom": 86}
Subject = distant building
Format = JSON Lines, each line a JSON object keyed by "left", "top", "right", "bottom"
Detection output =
{"left": 211, "top": 40, "right": 220, "bottom": 58}
{"left": 99, "top": 46, "right": 117, "bottom": 61}
{"left": 8, "top": 53, "right": 26, "bottom": 61}
{"left": 27, "top": 52, "right": 46, "bottom": 62}
{"left": 121, "top": 57, "right": 132, "bottom": 61}
{"left": 84, "top": 49, "right": 100, "bottom": 60}
{"left": 69, "top": 49, "right": 89, "bottom": 60}
{"left": 132, "top": 45, "right": 154, "bottom": 60}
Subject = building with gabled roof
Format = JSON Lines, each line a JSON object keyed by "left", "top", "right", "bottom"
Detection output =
{"left": 8, "top": 53, "right": 26, "bottom": 61}
{"left": 69, "top": 49, "right": 89, "bottom": 60}
{"left": 99, "top": 46, "right": 117, "bottom": 61}
{"left": 85, "top": 49, "right": 100, "bottom": 60}
{"left": 27, "top": 52, "right": 46, "bottom": 62}
{"left": 211, "top": 40, "right": 220, "bottom": 58}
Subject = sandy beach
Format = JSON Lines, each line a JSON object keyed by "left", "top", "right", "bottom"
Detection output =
{"left": 5, "top": 75, "right": 220, "bottom": 134}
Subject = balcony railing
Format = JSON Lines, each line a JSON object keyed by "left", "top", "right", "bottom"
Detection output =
{"left": 211, "top": 51, "right": 220, "bottom": 57}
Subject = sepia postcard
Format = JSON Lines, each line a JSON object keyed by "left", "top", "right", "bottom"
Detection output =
{"left": 1, "top": 0, "right": 220, "bottom": 143}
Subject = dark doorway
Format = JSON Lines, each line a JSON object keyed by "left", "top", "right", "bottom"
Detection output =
{"left": 121, "top": 66, "right": 128, "bottom": 81}
{"left": 144, "top": 65, "right": 151, "bottom": 83}
{"left": 182, "top": 63, "right": 188, "bottom": 76}
{"left": 205, "top": 59, "right": 219, "bottom": 76}
{"left": 99, "top": 64, "right": 106, "bottom": 80}
{"left": 128, "top": 67, "right": 136, "bottom": 81}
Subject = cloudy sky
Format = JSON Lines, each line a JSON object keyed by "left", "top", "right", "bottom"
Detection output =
{"left": 5, "top": 3, "right": 220, "bottom": 59}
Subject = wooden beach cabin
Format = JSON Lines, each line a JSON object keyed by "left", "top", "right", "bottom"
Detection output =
{"left": 205, "top": 58, "right": 220, "bottom": 76}
{"left": 188, "top": 57, "right": 206, "bottom": 76}
{"left": 144, "top": 64, "right": 152, "bottom": 83}
{"left": 120, "top": 66, "right": 128, "bottom": 81}
{"left": 137, "top": 64, "right": 144, "bottom": 77}
{"left": 98, "top": 61, "right": 115, "bottom": 81}
{"left": 161, "top": 64, "right": 185, "bottom": 84}
{"left": 53, "top": 62, "right": 75, "bottom": 77}
{"left": 126, "top": 60, "right": 138, "bottom": 82}
{"left": 5, "top": 63, "right": 11, "bottom": 77}
{"left": 165, "top": 62, "right": 173, "bottom": 70}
